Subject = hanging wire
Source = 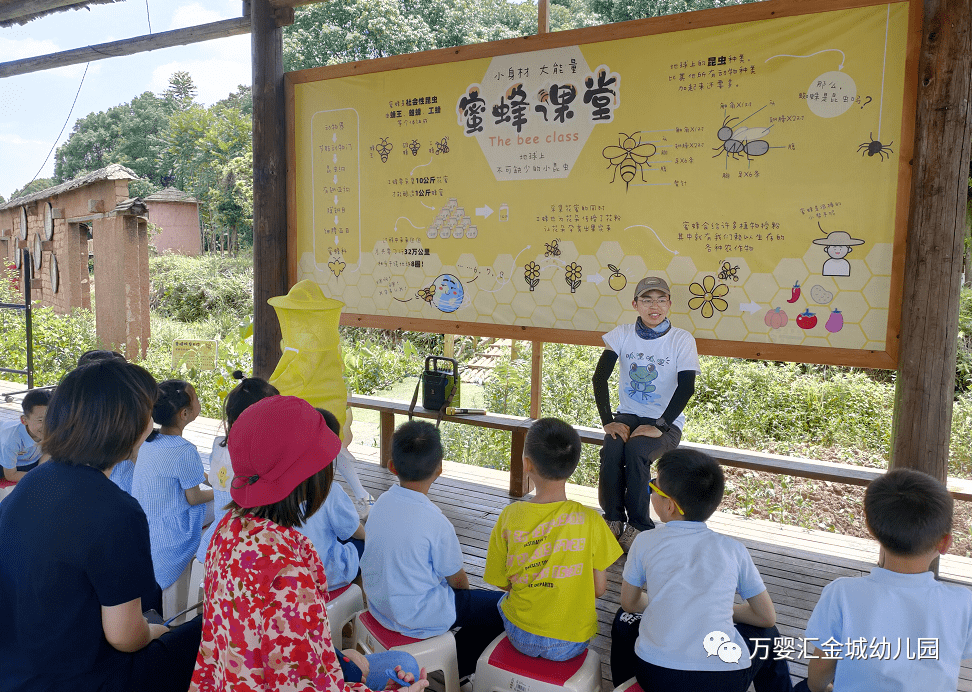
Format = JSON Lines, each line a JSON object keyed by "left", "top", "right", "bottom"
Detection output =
{"left": 145, "top": 0, "right": 152, "bottom": 33}
{"left": 23, "top": 61, "right": 90, "bottom": 194}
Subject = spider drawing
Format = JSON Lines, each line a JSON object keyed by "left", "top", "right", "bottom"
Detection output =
{"left": 857, "top": 134, "right": 894, "bottom": 161}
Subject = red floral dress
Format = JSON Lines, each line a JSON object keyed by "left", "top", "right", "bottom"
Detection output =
{"left": 190, "top": 513, "right": 372, "bottom": 692}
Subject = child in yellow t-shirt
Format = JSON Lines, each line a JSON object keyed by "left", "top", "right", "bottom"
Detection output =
{"left": 484, "top": 417, "right": 623, "bottom": 660}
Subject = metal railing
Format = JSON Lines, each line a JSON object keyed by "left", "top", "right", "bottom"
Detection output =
{"left": 0, "top": 248, "right": 34, "bottom": 394}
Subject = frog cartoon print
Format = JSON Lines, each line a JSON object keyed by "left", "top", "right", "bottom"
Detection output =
{"left": 627, "top": 362, "right": 658, "bottom": 401}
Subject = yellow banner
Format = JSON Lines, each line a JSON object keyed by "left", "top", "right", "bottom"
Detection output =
{"left": 292, "top": 3, "right": 910, "bottom": 362}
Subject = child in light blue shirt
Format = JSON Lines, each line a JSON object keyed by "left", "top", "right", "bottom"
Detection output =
{"left": 800, "top": 468, "right": 972, "bottom": 692}
{"left": 1, "top": 389, "right": 51, "bottom": 483}
{"left": 361, "top": 420, "right": 503, "bottom": 679}
{"left": 294, "top": 408, "right": 366, "bottom": 591}
{"left": 132, "top": 379, "right": 213, "bottom": 619}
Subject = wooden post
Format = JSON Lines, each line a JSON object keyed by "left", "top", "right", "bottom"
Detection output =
{"left": 251, "top": 0, "right": 287, "bottom": 379}
{"left": 890, "top": 0, "right": 972, "bottom": 481}
{"left": 509, "top": 423, "right": 530, "bottom": 497}
{"left": 379, "top": 411, "right": 395, "bottom": 468}
{"left": 530, "top": 340, "right": 543, "bottom": 419}
{"left": 444, "top": 334, "right": 455, "bottom": 359}
{"left": 538, "top": 0, "right": 550, "bottom": 34}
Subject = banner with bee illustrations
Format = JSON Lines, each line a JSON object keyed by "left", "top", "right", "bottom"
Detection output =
{"left": 287, "top": 0, "right": 918, "bottom": 368}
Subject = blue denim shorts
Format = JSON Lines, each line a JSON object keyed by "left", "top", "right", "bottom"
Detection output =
{"left": 497, "top": 597, "right": 590, "bottom": 661}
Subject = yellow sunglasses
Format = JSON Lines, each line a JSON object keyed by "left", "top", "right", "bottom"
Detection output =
{"left": 648, "top": 478, "right": 684, "bottom": 516}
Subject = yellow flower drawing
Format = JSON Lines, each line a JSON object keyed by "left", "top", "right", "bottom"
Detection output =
{"left": 688, "top": 275, "right": 729, "bottom": 318}
{"left": 524, "top": 261, "right": 540, "bottom": 291}
{"left": 565, "top": 262, "right": 583, "bottom": 293}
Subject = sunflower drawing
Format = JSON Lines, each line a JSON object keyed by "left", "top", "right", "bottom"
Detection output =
{"left": 565, "top": 262, "right": 583, "bottom": 293}
{"left": 688, "top": 275, "right": 729, "bottom": 318}
{"left": 524, "top": 261, "right": 540, "bottom": 291}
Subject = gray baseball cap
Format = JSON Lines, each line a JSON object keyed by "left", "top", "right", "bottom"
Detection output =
{"left": 634, "top": 276, "right": 671, "bottom": 299}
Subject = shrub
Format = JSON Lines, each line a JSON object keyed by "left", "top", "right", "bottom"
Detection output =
{"left": 149, "top": 252, "right": 253, "bottom": 324}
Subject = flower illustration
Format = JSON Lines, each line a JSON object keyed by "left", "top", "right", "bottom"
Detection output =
{"left": 688, "top": 275, "right": 729, "bottom": 318}
{"left": 565, "top": 262, "right": 583, "bottom": 293}
{"left": 524, "top": 261, "right": 540, "bottom": 291}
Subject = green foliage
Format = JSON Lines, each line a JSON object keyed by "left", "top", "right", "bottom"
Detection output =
{"left": 165, "top": 71, "right": 199, "bottom": 113}
{"left": 588, "top": 0, "right": 762, "bottom": 23}
{"left": 283, "top": 0, "right": 598, "bottom": 71}
{"left": 343, "top": 333, "right": 420, "bottom": 395}
{"left": 9, "top": 178, "right": 54, "bottom": 201}
{"left": 957, "top": 286, "right": 972, "bottom": 393}
{"left": 53, "top": 91, "right": 173, "bottom": 187}
{"left": 149, "top": 253, "right": 253, "bottom": 325}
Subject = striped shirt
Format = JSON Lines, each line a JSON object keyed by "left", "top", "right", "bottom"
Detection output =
{"left": 132, "top": 433, "right": 206, "bottom": 589}
{"left": 108, "top": 459, "right": 135, "bottom": 495}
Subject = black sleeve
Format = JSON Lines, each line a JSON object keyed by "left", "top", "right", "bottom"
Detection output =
{"left": 659, "top": 370, "right": 696, "bottom": 429}
{"left": 592, "top": 349, "right": 618, "bottom": 426}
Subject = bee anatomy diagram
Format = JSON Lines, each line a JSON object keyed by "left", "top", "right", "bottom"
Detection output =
{"left": 713, "top": 109, "right": 771, "bottom": 164}
{"left": 602, "top": 133, "right": 658, "bottom": 191}
{"left": 376, "top": 137, "right": 393, "bottom": 163}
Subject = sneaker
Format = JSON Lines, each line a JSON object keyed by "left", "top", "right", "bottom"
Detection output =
{"left": 618, "top": 524, "right": 640, "bottom": 552}
{"left": 606, "top": 519, "right": 624, "bottom": 540}
{"left": 353, "top": 495, "right": 374, "bottom": 522}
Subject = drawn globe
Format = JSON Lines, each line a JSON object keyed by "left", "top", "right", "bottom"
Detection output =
{"left": 432, "top": 274, "right": 463, "bottom": 313}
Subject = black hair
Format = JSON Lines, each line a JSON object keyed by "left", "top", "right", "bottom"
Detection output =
{"left": 391, "top": 420, "right": 443, "bottom": 482}
{"left": 524, "top": 417, "right": 581, "bottom": 481}
{"left": 147, "top": 379, "right": 193, "bottom": 441}
{"left": 22, "top": 388, "right": 52, "bottom": 415}
{"left": 654, "top": 449, "right": 725, "bottom": 521}
{"left": 45, "top": 360, "right": 157, "bottom": 471}
{"left": 220, "top": 371, "right": 279, "bottom": 447}
{"left": 315, "top": 407, "right": 342, "bottom": 437}
{"left": 228, "top": 468, "right": 333, "bottom": 529}
{"left": 865, "top": 468, "right": 953, "bottom": 557}
{"left": 77, "top": 349, "right": 125, "bottom": 367}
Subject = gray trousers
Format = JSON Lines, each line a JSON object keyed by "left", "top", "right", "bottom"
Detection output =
{"left": 598, "top": 413, "right": 681, "bottom": 531}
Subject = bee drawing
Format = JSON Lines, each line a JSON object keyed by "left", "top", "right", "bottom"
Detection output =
{"left": 435, "top": 137, "right": 450, "bottom": 155}
{"left": 717, "top": 261, "right": 740, "bottom": 282}
{"left": 416, "top": 285, "right": 435, "bottom": 303}
{"left": 602, "top": 133, "right": 657, "bottom": 191}
{"left": 712, "top": 115, "right": 771, "bottom": 162}
{"left": 376, "top": 137, "right": 393, "bottom": 163}
{"left": 544, "top": 239, "right": 562, "bottom": 257}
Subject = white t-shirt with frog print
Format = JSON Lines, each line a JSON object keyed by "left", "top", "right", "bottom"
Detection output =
{"left": 602, "top": 323, "right": 700, "bottom": 430}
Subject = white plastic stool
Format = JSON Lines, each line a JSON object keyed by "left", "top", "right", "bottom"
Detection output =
{"left": 474, "top": 634, "right": 601, "bottom": 692}
{"left": 326, "top": 583, "right": 364, "bottom": 649}
{"left": 0, "top": 479, "right": 16, "bottom": 504}
{"left": 188, "top": 559, "right": 205, "bottom": 606}
{"left": 612, "top": 677, "right": 641, "bottom": 692}
{"left": 353, "top": 610, "right": 460, "bottom": 692}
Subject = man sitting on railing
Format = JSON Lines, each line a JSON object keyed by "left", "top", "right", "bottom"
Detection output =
{"left": 592, "top": 276, "right": 699, "bottom": 551}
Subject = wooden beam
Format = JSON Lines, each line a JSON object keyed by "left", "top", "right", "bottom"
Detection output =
{"left": 0, "top": 1, "right": 109, "bottom": 24}
{"left": 530, "top": 341, "right": 542, "bottom": 419}
{"left": 251, "top": 0, "right": 288, "bottom": 379}
{"left": 0, "top": 17, "right": 250, "bottom": 78}
{"left": 538, "top": 0, "right": 550, "bottom": 34}
{"left": 891, "top": 0, "right": 972, "bottom": 481}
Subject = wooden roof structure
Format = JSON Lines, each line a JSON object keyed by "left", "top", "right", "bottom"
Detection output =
{"left": 0, "top": 0, "right": 124, "bottom": 28}
{"left": 0, "top": 163, "right": 138, "bottom": 210}
{"left": 143, "top": 186, "right": 199, "bottom": 204}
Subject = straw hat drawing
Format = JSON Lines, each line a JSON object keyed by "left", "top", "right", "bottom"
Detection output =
{"left": 813, "top": 231, "right": 865, "bottom": 247}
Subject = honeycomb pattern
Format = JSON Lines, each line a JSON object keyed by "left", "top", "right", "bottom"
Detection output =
{"left": 297, "top": 236, "right": 893, "bottom": 350}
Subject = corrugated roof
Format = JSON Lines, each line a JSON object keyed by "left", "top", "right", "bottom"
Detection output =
{"left": 0, "top": 163, "right": 139, "bottom": 211}
{"left": 0, "top": 1, "right": 125, "bottom": 28}
{"left": 143, "top": 187, "right": 198, "bottom": 204}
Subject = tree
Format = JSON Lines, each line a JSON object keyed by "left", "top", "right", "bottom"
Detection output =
{"left": 587, "top": 0, "right": 761, "bottom": 23}
{"left": 165, "top": 71, "right": 198, "bottom": 113}
{"left": 0, "top": 193, "right": 6, "bottom": 204}
{"left": 53, "top": 90, "right": 172, "bottom": 186}
{"left": 216, "top": 85, "right": 252, "bottom": 117}
{"left": 9, "top": 178, "right": 54, "bottom": 200}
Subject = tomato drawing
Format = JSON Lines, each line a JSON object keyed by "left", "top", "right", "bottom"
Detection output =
{"left": 796, "top": 308, "right": 817, "bottom": 330}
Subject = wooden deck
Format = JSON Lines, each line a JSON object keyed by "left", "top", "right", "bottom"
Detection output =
{"left": 3, "top": 382, "right": 972, "bottom": 689}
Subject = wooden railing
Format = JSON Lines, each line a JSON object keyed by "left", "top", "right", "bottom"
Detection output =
{"left": 348, "top": 394, "right": 972, "bottom": 501}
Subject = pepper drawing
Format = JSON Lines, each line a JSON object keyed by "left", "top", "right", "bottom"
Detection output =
{"left": 786, "top": 281, "right": 801, "bottom": 304}
{"left": 825, "top": 308, "right": 844, "bottom": 333}
{"left": 796, "top": 308, "right": 817, "bottom": 330}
